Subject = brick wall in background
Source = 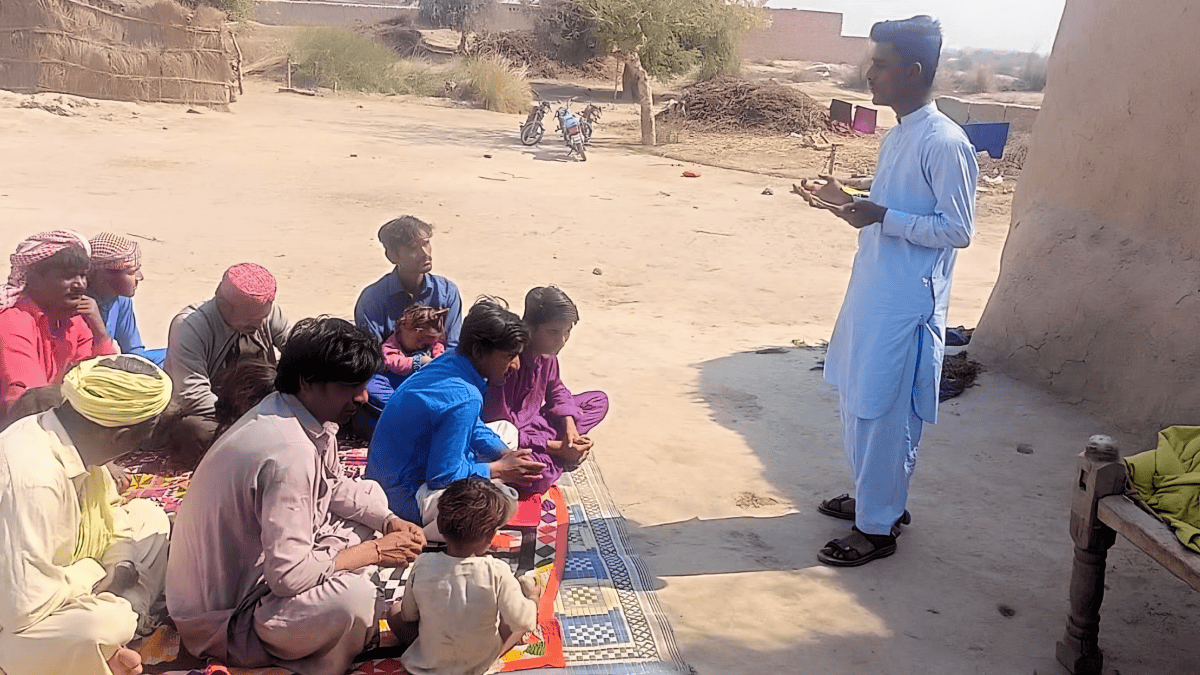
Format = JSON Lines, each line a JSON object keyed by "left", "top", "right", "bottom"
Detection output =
{"left": 740, "top": 8, "right": 870, "bottom": 65}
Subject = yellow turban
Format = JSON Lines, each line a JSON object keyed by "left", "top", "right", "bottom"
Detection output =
{"left": 61, "top": 355, "right": 172, "bottom": 427}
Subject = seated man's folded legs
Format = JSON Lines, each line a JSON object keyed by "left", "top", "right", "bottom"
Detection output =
{"left": 572, "top": 390, "right": 610, "bottom": 434}
{"left": 252, "top": 570, "right": 384, "bottom": 675}
{"left": 0, "top": 594, "right": 139, "bottom": 675}
{"left": 102, "top": 498, "right": 171, "bottom": 636}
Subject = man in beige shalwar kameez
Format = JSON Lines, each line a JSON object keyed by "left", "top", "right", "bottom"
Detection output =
{"left": 166, "top": 317, "right": 426, "bottom": 675}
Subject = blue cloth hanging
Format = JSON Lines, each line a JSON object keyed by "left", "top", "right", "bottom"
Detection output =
{"left": 962, "top": 122, "right": 1010, "bottom": 159}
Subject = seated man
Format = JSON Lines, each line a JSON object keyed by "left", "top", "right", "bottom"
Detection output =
{"left": 156, "top": 263, "right": 289, "bottom": 468}
{"left": 87, "top": 232, "right": 166, "bottom": 366}
{"left": 167, "top": 317, "right": 426, "bottom": 675}
{"left": 366, "top": 298, "right": 546, "bottom": 538}
{"left": 0, "top": 231, "right": 116, "bottom": 422}
{"left": 484, "top": 286, "right": 609, "bottom": 497}
{"left": 354, "top": 216, "right": 463, "bottom": 429}
{"left": 0, "top": 354, "right": 174, "bottom": 675}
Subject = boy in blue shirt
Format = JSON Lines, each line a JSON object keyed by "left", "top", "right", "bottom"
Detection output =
{"left": 86, "top": 233, "right": 166, "bottom": 366}
{"left": 366, "top": 298, "right": 545, "bottom": 539}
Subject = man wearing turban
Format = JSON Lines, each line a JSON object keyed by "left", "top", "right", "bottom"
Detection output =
{"left": 0, "top": 354, "right": 174, "bottom": 675}
{"left": 0, "top": 231, "right": 118, "bottom": 421}
{"left": 154, "top": 263, "right": 290, "bottom": 469}
{"left": 86, "top": 232, "right": 167, "bottom": 367}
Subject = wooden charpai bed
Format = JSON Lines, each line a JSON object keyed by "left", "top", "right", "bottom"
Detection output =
{"left": 1057, "top": 435, "right": 1200, "bottom": 674}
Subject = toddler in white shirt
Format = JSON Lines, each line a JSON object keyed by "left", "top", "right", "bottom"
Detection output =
{"left": 396, "top": 478, "right": 539, "bottom": 675}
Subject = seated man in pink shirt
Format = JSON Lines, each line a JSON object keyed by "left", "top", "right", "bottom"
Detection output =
{"left": 483, "top": 286, "right": 608, "bottom": 497}
{"left": 0, "top": 231, "right": 116, "bottom": 423}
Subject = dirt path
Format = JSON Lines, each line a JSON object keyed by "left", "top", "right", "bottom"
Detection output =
{"left": 1, "top": 80, "right": 1195, "bottom": 674}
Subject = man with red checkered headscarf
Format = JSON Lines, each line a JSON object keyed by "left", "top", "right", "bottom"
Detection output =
{"left": 152, "top": 263, "right": 290, "bottom": 469}
{"left": 86, "top": 233, "right": 167, "bottom": 367}
{"left": 0, "top": 231, "right": 118, "bottom": 420}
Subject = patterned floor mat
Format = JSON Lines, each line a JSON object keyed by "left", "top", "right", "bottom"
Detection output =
{"left": 549, "top": 463, "right": 688, "bottom": 675}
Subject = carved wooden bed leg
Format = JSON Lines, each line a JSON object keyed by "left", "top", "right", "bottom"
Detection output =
{"left": 1056, "top": 435, "right": 1126, "bottom": 674}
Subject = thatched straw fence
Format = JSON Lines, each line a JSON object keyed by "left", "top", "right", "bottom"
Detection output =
{"left": 0, "top": 0, "right": 237, "bottom": 106}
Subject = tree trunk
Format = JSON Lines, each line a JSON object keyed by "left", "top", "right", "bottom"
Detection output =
{"left": 623, "top": 53, "right": 655, "bottom": 146}
{"left": 619, "top": 61, "right": 638, "bottom": 100}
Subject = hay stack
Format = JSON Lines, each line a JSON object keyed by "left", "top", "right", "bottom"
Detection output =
{"left": 0, "top": 0, "right": 237, "bottom": 106}
{"left": 657, "top": 76, "right": 830, "bottom": 135}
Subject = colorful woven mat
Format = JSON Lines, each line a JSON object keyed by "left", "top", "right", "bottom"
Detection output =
{"left": 119, "top": 446, "right": 372, "bottom": 514}
{"left": 548, "top": 463, "right": 688, "bottom": 674}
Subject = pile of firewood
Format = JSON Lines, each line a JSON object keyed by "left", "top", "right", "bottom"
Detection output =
{"left": 656, "top": 76, "right": 830, "bottom": 135}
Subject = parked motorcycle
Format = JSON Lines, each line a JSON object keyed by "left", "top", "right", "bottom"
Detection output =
{"left": 520, "top": 101, "right": 551, "bottom": 146}
{"left": 580, "top": 103, "right": 601, "bottom": 145}
{"left": 554, "top": 101, "right": 587, "bottom": 161}
{"left": 519, "top": 99, "right": 593, "bottom": 161}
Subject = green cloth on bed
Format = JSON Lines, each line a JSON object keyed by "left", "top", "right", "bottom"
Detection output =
{"left": 1126, "top": 426, "right": 1200, "bottom": 554}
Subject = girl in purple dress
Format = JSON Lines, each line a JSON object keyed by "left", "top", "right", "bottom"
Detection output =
{"left": 483, "top": 287, "right": 608, "bottom": 497}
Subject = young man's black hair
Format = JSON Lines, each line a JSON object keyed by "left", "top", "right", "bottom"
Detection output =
{"left": 869, "top": 15, "right": 943, "bottom": 89}
{"left": 457, "top": 297, "right": 529, "bottom": 361}
{"left": 378, "top": 216, "right": 433, "bottom": 253}
{"left": 29, "top": 246, "right": 91, "bottom": 277}
{"left": 275, "top": 317, "right": 383, "bottom": 394}
{"left": 523, "top": 286, "right": 579, "bottom": 327}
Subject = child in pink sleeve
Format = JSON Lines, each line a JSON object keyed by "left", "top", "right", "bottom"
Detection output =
{"left": 382, "top": 304, "right": 448, "bottom": 381}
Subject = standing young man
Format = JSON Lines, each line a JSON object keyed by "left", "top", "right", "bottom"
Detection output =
{"left": 798, "top": 16, "right": 978, "bottom": 566}
{"left": 167, "top": 317, "right": 425, "bottom": 675}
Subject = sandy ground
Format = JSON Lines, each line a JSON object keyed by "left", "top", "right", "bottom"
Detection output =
{"left": 1, "top": 81, "right": 1197, "bottom": 674}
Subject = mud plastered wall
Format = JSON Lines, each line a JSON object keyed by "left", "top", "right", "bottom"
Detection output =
{"left": 973, "top": 0, "right": 1200, "bottom": 437}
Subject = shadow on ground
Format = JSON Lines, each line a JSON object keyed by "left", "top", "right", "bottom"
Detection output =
{"left": 623, "top": 347, "right": 1200, "bottom": 674}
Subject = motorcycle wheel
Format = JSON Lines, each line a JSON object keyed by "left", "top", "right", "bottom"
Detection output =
{"left": 520, "top": 123, "right": 544, "bottom": 146}
{"left": 575, "top": 142, "right": 587, "bottom": 162}
{"left": 581, "top": 120, "right": 594, "bottom": 145}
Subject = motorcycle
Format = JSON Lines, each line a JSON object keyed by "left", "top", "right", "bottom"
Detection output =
{"left": 519, "top": 101, "right": 551, "bottom": 146}
{"left": 519, "top": 99, "right": 594, "bottom": 161}
{"left": 579, "top": 103, "right": 601, "bottom": 145}
{"left": 554, "top": 100, "right": 587, "bottom": 161}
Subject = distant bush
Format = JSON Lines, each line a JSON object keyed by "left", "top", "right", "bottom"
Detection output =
{"left": 841, "top": 56, "right": 870, "bottom": 91}
{"left": 290, "top": 27, "right": 443, "bottom": 95}
{"left": 203, "top": 0, "right": 254, "bottom": 21}
{"left": 456, "top": 55, "right": 532, "bottom": 113}
{"left": 288, "top": 29, "right": 532, "bottom": 111}
{"left": 968, "top": 64, "right": 997, "bottom": 94}
{"left": 1020, "top": 52, "right": 1049, "bottom": 91}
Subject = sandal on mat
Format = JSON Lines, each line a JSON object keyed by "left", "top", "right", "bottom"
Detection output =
{"left": 817, "top": 528, "right": 897, "bottom": 567}
{"left": 818, "top": 493, "right": 911, "bottom": 526}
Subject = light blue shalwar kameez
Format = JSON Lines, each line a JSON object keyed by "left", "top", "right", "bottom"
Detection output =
{"left": 823, "top": 102, "right": 979, "bottom": 536}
